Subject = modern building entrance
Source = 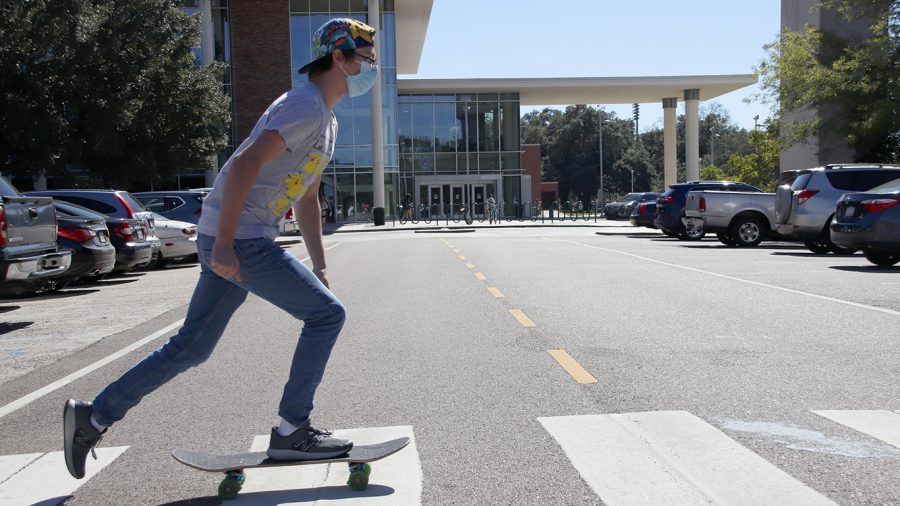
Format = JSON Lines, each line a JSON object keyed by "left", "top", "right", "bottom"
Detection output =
{"left": 420, "top": 181, "right": 496, "bottom": 219}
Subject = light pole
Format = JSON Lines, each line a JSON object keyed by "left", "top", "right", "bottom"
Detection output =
{"left": 630, "top": 169, "right": 634, "bottom": 192}
{"left": 753, "top": 115, "right": 759, "bottom": 130}
{"left": 710, "top": 128, "right": 720, "bottom": 167}
{"left": 597, "top": 106, "right": 608, "bottom": 208}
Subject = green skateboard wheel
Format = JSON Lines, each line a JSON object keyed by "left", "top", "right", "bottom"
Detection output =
{"left": 347, "top": 470, "right": 369, "bottom": 491}
{"left": 218, "top": 471, "right": 245, "bottom": 500}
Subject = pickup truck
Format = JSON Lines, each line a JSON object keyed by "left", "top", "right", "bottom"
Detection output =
{"left": 0, "top": 176, "right": 72, "bottom": 295}
{"left": 682, "top": 188, "right": 776, "bottom": 247}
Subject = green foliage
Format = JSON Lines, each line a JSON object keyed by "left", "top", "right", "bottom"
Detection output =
{"left": 727, "top": 119, "right": 783, "bottom": 191}
{"left": 0, "top": 0, "right": 231, "bottom": 188}
{"left": 700, "top": 165, "right": 727, "bottom": 181}
{"left": 756, "top": 0, "right": 899, "bottom": 162}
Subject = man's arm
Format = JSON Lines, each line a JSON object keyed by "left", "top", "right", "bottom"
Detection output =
{"left": 296, "top": 178, "right": 329, "bottom": 287}
{"left": 211, "top": 130, "right": 287, "bottom": 281}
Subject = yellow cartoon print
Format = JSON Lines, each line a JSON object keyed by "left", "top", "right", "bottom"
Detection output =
{"left": 267, "top": 152, "right": 328, "bottom": 217}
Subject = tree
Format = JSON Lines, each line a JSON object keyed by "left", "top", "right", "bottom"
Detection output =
{"left": 757, "top": 0, "right": 899, "bottom": 162}
{"left": 727, "top": 119, "right": 783, "bottom": 191}
{"left": 0, "top": 0, "right": 231, "bottom": 189}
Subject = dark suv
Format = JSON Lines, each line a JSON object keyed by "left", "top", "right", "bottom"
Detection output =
{"left": 27, "top": 190, "right": 158, "bottom": 265}
{"left": 655, "top": 181, "right": 762, "bottom": 239}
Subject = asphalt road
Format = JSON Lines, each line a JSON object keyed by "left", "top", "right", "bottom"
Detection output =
{"left": 1, "top": 227, "right": 898, "bottom": 505}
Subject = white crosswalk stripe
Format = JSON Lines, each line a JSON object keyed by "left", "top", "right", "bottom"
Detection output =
{"left": 813, "top": 410, "right": 900, "bottom": 449}
{"left": 539, "top": 411, "right": 837, "bottom": 506}
{"left": 0, "top": 446, "right": 128, "bottom": 506}
{"left": 230, "top": 425, "right": 421, "bottom": 505}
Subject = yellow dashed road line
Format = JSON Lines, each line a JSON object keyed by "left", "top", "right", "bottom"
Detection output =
{"left": 474, "top": 272, "right": 487, "bottom": 281}
{"left": 547, "top": 349, "right": 598, "bottom": 384}
{"left": 458, "top": 255, "right": 467, "bottom": 260}
{"left": 509, "top": 309, "right": 536, "bottom": 327}
{"left": 487, "top": 287, "right": 505, "bottom": 299}
{"left": 464, "top": 263, "right": 475, "bottom": 269}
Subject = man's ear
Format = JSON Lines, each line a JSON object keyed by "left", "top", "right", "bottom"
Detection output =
{"left": 332, "top": 49, "right": 346, "bottom": 64}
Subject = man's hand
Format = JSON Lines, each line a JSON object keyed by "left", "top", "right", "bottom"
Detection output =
{"left": 312, "top": 267, "right": 329, "bottom": 288}
{"left": 211, "top": 241, "right": 242, "bottom": 281}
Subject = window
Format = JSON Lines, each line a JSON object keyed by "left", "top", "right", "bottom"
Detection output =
{"left": 826, "top": 169, "right": 900, "bottom": 191}
{"left": 141, "top": 198, "right": 167, "bottom": 213}
{"left": 55, "top": 196, "right": 119, "bottom": 216}
{"left": 791, "top": 172, "right": 813, "bottom": 191}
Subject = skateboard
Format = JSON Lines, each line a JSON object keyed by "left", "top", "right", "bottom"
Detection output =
{"left": 172, "top": 437, "right": 410, "bottom": 500}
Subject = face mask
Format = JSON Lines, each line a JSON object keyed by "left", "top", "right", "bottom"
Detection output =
{"left": 339, "top": 61, "right": 378, "bottom": 97}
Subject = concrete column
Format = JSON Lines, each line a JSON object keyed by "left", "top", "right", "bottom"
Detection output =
{"left": 369, "top": 1, "right": 386, "bottom": 226}
{"left": 199, "top": 0, "right": 218, "bottom": 186}
{"left": 684, "top": 89, "right": 700, "bottom": 182}
{"left": 662, "top": 97, "right": 678, "bottom": 187}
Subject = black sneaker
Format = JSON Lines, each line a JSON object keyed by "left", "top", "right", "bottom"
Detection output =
{"left": 63, "top": 399, "right": 105, "bottom": 479}
{"left": 266, "top": 422, "right": 353, "bottom": 460}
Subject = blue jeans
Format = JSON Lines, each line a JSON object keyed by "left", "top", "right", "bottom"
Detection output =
{"left": 92, "top": 234, "right": 346, "bottom": 428}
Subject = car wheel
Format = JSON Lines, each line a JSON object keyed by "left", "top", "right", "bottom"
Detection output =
{"left": 716, "top": 232, "right": 739, "bottom": 247}
{"left": 729, "top": 216, "right": 765, "bottom": 247}
{"left": 804, "top": 239, "right": 831, "bottom": 254}
{"left": 678, "top": 221, "right": 705, "bottom": 241}
{"left": 862, "top": 249, "right": 900, "bottom": 267}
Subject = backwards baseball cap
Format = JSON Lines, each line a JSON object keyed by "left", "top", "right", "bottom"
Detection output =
{"left": 297, "top": 18, "right": 376, "bottom": 74}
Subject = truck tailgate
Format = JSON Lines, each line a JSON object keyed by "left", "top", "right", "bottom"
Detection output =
{"left": 1, "top": 196, "right": 58, "bottom": 254}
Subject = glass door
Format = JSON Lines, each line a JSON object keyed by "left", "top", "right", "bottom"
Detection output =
{"left": 428, "top": 185, "right": 442, "bottom": 219}
{"left": 450, "top": 185, "right": 464, "bottom": 218}
{"left": 471, "top": 184, "right": 486, "bottom": 219}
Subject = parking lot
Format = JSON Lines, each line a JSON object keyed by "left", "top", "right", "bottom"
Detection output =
{"left": 1, "top": 224, "right": 899, "bottom": 504}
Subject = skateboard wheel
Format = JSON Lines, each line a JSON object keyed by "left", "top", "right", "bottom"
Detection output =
{"left": 347, "top": 470, "right": 369, "bottom": 491}
{"left": 219, "top": 472, "right": 245, "bottom": 500}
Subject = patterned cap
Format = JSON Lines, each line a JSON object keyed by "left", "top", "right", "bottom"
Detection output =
{"left": 297, "top": 18, "right": 376, "bottom": 74}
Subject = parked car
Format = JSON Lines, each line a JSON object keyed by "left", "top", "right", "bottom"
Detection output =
{"left": 604, "top": 193, "right": 658, "bottom": 220}
{"left": 830, "top": 177, "right": 900, "bottom": 267}
{"left": 0, "top": 177, "right": 72, "bottom": 296}
{"left": 134, "top": 191, "right": 206, "bottom": 225}
{"left": 141, "top": 212, "right": 197, "bottom": 268}
{"left": 655, "top": 181, "right": 761, "bottom": 240}
{"left": 683, "top": 186, "right": 773, "bottom": 247}
{"left": 775, "top": 163, "right": 900, "bottom": 254}
{"left": 42, "top": 199, "right": 153, "bottom": 273}
{"left": 629, "top": 201, "right": 657, "bottom": 229}
{"left": 51, "top": 203, "right": 116, "bottom": 286}
{"left": 27, "top": 189, "right": 159, "bottom": 265}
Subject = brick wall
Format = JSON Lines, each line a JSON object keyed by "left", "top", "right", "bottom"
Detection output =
{"left": 230, "top": 0, "right": 292, "bottom": 143}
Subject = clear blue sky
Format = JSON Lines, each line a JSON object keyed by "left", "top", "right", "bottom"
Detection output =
{"left": 406, "top": 0, "right": 782, "bottom": 132}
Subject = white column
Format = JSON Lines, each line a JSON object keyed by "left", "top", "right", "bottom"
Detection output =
{"left": 684, "top": 89, "right": 700, "bottom": 182}
{"left": 662, "top": 98, "right": 677, "bottom": 187}
{"left": 369, "top": 0, "right": 386, "bottom": 225}
{"left": 200, "top": 0, "right": 218, "bottom": 186}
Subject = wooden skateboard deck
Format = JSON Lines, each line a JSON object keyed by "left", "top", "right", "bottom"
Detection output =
{"left": 172, "top": 437, "right": 410, "bottom": 499}
{"left": 172, "top": 437, "right": 409, "bottom": 472}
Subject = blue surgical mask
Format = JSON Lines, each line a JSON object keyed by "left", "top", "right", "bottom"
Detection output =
{"left": 339, "top": 62, "right": 378, "bottom": 97}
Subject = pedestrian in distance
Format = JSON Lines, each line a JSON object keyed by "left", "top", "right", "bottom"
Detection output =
{"left": 63, "top": 18, "right": 379, "bottom": 479}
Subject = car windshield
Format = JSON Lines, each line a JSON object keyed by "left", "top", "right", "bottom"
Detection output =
{"left": 53, "top": 200, "right": 108, "bottom": 220}
{"left": 868, "top": 177, "right": 900, "bottom": 193}
{"left": 622, "top": 193, "right": 641, "bottom": 202}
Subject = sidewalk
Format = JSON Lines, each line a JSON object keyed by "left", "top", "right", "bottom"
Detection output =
{"left": 313, "top": 217, "right": 637, "bottom": 234}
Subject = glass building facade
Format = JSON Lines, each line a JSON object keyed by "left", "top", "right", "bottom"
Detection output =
{"left": 290, "top": 0, "right": 399, "bottom": 222}
{"left": 289, "top": 1, "right": 523, "bottom": 221}
{"left": 398, "top": 92, "right": 522, "bottom": 218}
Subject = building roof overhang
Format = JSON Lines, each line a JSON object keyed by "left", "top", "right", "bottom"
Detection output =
{"left": 396, "top": 74, "right": 758, "bottom": 104}
{"left": 394, "top": 0, "right": 434, "bottom": 74}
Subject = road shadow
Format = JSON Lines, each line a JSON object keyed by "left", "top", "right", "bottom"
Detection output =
{"left": 770, "top": 252, "right": 843, "bottom": 258}
{"left": 92, "top": 279, "right": 139, "bottom": 287}
{"left": 0, "top": 305, "right": 20, "bottom": 314}
{"left": 161, "top": 263, "right": 199, "bottom": 271}
{"left": 1, "top": 288, "right": 101, "bottom": 301}
{"left": 157, "top": 485, "right": 397, "bottom": 505}
{"left": 829, "top": 265, "right": 900, "bottom": 273}
{"left": 0, "top": 321, "right": 33, "bottom": 334}
{"left": 680, "top": 243, "right": 804, "bottom": 250}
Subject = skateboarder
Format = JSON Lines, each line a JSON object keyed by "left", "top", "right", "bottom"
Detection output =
{"left": 63, "top": 18, "right": 379, "bottom": 479}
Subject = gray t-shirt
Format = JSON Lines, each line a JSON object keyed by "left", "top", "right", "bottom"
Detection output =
{"left": 198, "top": 83, "right": 336, "bottom": 239}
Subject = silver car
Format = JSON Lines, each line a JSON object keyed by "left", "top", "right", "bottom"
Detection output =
{"left": 775, "top": 164, "right": 900, "bottom": 254}
{"left": 142, "top": 212, "right": 198, "bottom": 268}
